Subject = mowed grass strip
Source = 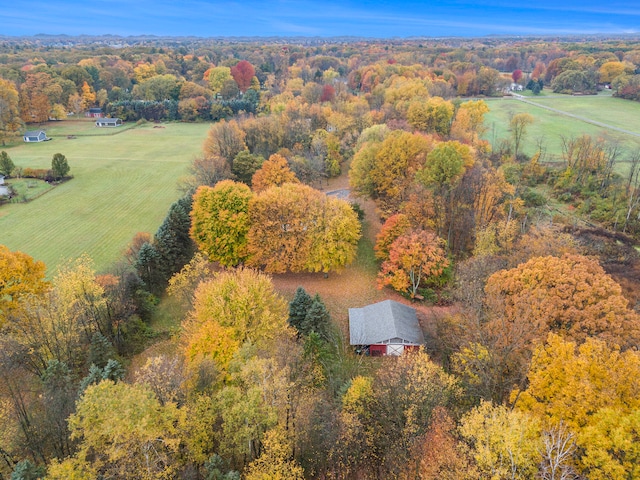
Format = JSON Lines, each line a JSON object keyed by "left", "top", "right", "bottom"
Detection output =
{"left": 44, "top": 118, "right": 137, "bottom": 137}
{"left": 0, "top": 121, "right": 210, "bottom": 275}
{"left": 530, "top": 94, "right": 640, "bottom": 135}
{"left": 483, "top": 94, "right": 640, "bottom": 166}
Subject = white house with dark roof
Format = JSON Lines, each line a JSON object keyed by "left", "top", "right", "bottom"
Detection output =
{"left": 95, "top": 118, "right": 122, "bottom": 127}
{"left": 23, "top": 130, "right": 48, "bottom": 142}
{"left": 349, "top": 300, "right": 424, "bottom": 356}
{"left": 0, "top": 175, "right": 9, "bottom": 197}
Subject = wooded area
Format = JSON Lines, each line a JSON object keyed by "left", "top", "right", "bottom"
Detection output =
{"left": 2, "top": 35, "right": 640, "bottom": 479}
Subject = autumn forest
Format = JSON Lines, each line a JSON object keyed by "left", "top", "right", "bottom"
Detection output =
{"left": 2, "top": 35, "right": 640, "bottom": 479}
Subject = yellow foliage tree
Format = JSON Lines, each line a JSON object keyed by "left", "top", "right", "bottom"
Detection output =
{"left": 190, "top": 181, "right": 253, "bottom": 267}
{"left": 580, "top": 408, "right": 640, "bottom": 480}
{"left": 80, "top": 81, "right": 96, "bottom": 111}
{"left": 207, "top": 66, "right": 233, "bottom": 95}
{"left": 250, "top": 154, "right": 299, "bottom": 193}
{"left": 0, "top": 78, "right": 23, "bottom": 145}
{"left": 305, "top": 195, "right": 361, "bottom": 274}
{"left": 369, "top": 130, "right": 433, "bottom": 214}
{"left": 182, "top": 268, "right": 290, "bottom": 377}
{"left": 598, "top": 61, "right": 632, "bottom": 83}
{"left": 459, "top": 401, "right": 542, "bottom": 480}
{"left": 407, "top": 96, "right": 455, "bottom": 136}
{"left": 0, "top": 245, "right": 49, "bottom": 326}
{"left": 244, "top": 427, "right": 305, "bottom": 480}
{"left": 202, "top": 119, "right": 247, "bottom": 164}
{"left": 513, "top": 334, "right": 640, "bottom": 431}
{"left": 68, "top": 380, "right": 183, "bottom": 480}
{"left": 166, "top": 252, "right": 213, "bottom": 310}
{"left": 513, "top": 334, "right": 640, "bottom": 478}
{"left": 133, "top": 62, "right": 157, "bottom": 83}
{"left": 450, "top": 100, "right": 489, "bottom": 144}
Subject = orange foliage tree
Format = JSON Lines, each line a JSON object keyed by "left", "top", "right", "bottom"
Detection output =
{"left": 378, "top": 230, "right": 449, "bottom": 298}
{"left": 247, "top": 183, "right": 360, "bottom": 273}
{"left": 250, "top": 154, "right": 299, "bottom": 193}
{"left": 374, "top": 213, "right": 411, "bottom": 260}
{"left": 485, "top": 253, "right": 640, "bottom": 349}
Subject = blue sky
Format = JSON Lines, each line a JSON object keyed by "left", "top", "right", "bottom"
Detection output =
{"left": 2, "top": 0, "right": 639, "bottom": 37}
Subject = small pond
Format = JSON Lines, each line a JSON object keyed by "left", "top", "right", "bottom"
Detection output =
{"left": 0, "top": 186, "right": 9, "bottom": 196}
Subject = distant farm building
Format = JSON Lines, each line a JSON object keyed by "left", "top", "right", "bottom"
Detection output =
{"left": 95, "top": 118, "right": 123, "bottom": 127}
{"left": 23, "top": 130, "right": 48, "bottom": 142}
{"left": 349, "top": 300, "right": 424, "bottom": 356}
{"left": 0, "top": 176, "right": 8, "bottom": 197}
{"left": 86, "top": 108, "right": 104, "bottom": 118}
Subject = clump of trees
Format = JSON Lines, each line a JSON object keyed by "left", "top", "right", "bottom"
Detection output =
{"left": 191, "top": 179, "right": 361, "bottom": 274}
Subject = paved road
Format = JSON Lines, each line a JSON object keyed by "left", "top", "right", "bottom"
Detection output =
{"left": 510, "top": 94, "right": 640, "bottom": 139}
{"left": 325, "top": 188, "right": 351, "bottom": 200}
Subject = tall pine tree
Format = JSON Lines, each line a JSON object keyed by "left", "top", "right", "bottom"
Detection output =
{"left": 134, "top": 241, "right": 161, "bottom": 291}
{"left": 302, "top": 294, "right": 331, "bottom": 341}
{"left": 288, "top": 286, "right": 312, "bottom": 335}
{"left": 153, "top": 194, "right": 195, "bottom": 285}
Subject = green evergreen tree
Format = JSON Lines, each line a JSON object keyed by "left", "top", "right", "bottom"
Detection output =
{"left": 153, "top": 194, "right": 195, "bottom": 286}
{"left": 41, "top": 360, "right": 76, "bottom": 459}
{"left": 302, "top": 294, "right": 331, "bottom": 340}
{"left": 0, "top": 150, "right": 15, "bottom": 176}
{"left": 135, "top": 241, "right": 161, "bottom": 291}
{"left": 205, "top": 455, "right": 240, "bottom": 480}
{"left": 288, "top": 286, "right": 313, "bottom": 334}
{"left": 89, "top": 332, "right": 115, "bottom": 369}
{"left": 10, "top": 460, "right": 44, "bottom": 480}
{"left": 79, "top": 359, "right": 125, "bottom": 393}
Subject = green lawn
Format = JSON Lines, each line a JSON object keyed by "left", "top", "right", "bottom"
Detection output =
{"left": 0, "top": 120, "right": 210, "bottom": 276}
{"left": 483, "top": 94, "right": 640, "bottom": 167}
{"left": 5, "top": 178, "right": 54, "bottom": 202}
{"left": 42, "top": 118, "right": 139, "bottom": 137}
{"left": 531, "top": 94, "right": 640, "bottom": 133}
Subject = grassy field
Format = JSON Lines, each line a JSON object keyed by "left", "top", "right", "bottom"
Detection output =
{"left": 5, "top": 178, "right": 54, "bottom": 202}
{"left": 483, "top": 92, "right": 640, "bottom": 166}
{"left": 0, "top": 120, "right": 210, "bottom": 275}
{"left": 41, "top": 118, "right": 139, "bottom": 137}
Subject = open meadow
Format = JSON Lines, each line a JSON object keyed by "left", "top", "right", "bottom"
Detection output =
{"left": 0, "top": 120, "right": 210, "bottom": 275}
{"left": 483, "top": 92, "right": 640, "bottom": 169}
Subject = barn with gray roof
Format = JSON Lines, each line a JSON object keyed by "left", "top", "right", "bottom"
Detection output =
{"left": 23, "top": 130, "right": 48, "bottom": 142}
{"left": 349, "top": 300, "right": 424, "bottom": 356}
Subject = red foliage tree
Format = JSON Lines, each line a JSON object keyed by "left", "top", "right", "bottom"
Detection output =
{"left": 320, "top": 84, "right": 336, "bottom": 102}
{"left": 378, "top": 230, "right": 449, "bottom": 298}
{"left": 512, "top": 69, "right": 523, "bottom": 83}
{"left": 230, "top": 60, "right": 255, "bottom": 93}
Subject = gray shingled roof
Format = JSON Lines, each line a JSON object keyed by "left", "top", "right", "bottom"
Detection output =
{"left": 349, "top": 300, "right": 424, "bottom": 345}
{"left": 24, "top": 130, "right": 45, "bottom": 137}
